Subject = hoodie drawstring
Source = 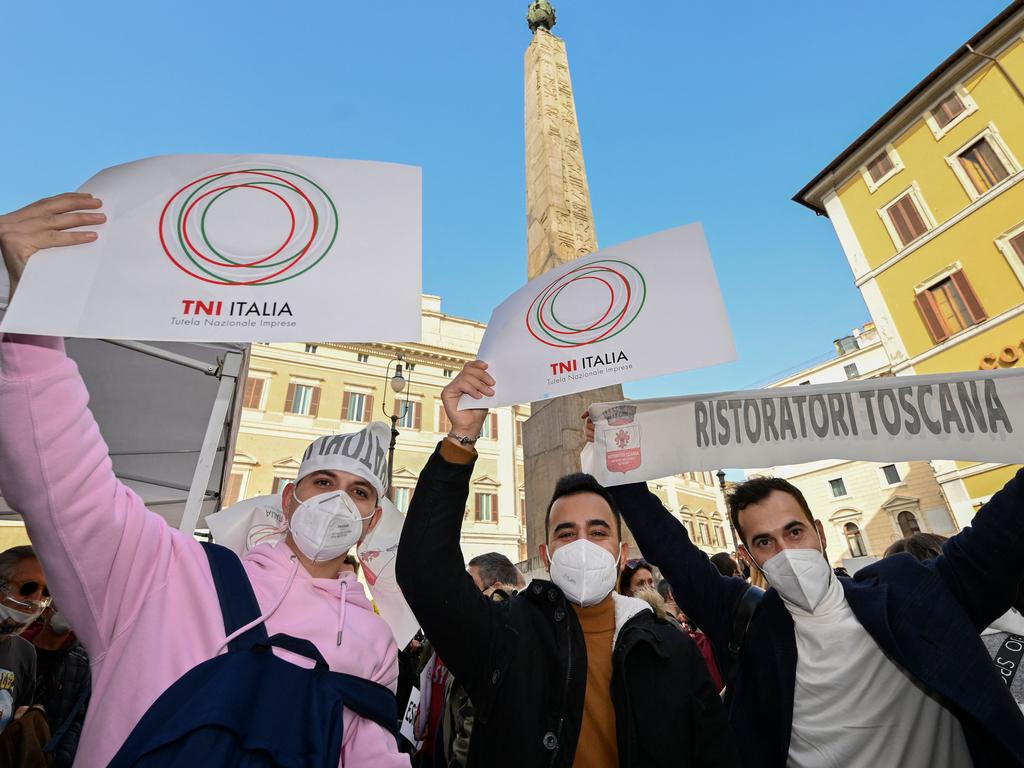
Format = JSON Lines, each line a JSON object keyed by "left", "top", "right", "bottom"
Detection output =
{"left": 217, "top": 556, "right": 301, "bottom": 654}
{"left": 337, "top": 580, "right": 349, "bottom": 647}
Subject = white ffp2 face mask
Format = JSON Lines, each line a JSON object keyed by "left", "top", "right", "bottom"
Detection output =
{"left": 0, "top": 602, "right": 44, "bottom": 637}
{"left": 548, "top": 538, "right": 621, "bottom": 607}
{"left": 759, "top": 543, "right": 833, "bottom": 613}
{"left": 289, "top": 489, "right": 374, "bottom": 563}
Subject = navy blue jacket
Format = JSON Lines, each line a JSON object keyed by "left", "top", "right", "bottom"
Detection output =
{"left": 609, "top": 467, "right": 1024, "bottom": 768}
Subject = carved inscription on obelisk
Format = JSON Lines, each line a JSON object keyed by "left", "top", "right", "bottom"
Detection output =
{"left": 522, "top": 21, "right": 626, "bottom": 563}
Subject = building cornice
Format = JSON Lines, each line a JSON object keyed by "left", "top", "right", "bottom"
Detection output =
{"left": 794, "top": 4, "right": 1024, "bottom": 215}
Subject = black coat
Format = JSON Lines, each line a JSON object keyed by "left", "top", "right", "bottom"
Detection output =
{"left": 609, "top": 468, "right": 1024, "bottom": 768}
{"left": 397, "top": 444, "right": 737, "bottom": 768}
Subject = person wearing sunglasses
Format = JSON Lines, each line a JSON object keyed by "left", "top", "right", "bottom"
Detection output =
{"left": 617, "top": 559, "right": 656, "bottom": 597}
{"left": 0, "top": 545, "right": 47, "bottom": 735}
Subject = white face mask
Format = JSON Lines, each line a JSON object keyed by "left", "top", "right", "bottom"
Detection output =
{"left": 548, "top": 538, "right": 621, "bottom": 607}
{"left": 289, "top": 489, "right": 375, "bottom": 563}
{"left": 758, "top": 539, "right": 833, "bottom": 613}
{"left": 0, "top": 602, "right": 44, "bottom": 637}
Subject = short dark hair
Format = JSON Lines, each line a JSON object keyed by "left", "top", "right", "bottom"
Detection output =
{"left": 0, "top": 545, "right": 37, "bottom": 583}
{"left": 727, "top": 476, "right": 814, "bottom": 544}
{"left": 883, "top": 532, "right": 947, "bottom": 561}
{"left": 467, "top": 552, "right": 522, "bottom": 590}
{"left": 710, "top": 552, "right": 739, "bottom": 577}
{"left": 656, "top": 578, "right": 673, "bottom": 602}
{"left": 545, "top": 473, "right": 622, "bottom": 540}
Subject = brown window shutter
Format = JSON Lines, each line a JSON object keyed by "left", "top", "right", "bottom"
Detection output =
{"left": 1010, "top": 232, "right": 1024, "bottom": 262}
{"left": 342, "top": 391, "right": 351, "bottom": 419}
{"left": 393, "top": 399, "right": 402, "bottom": 421}
{"left": 284, "top": 383, "right": 296, "bottom": 414}
{"left": 915, "top": 291, "right": 949, "bottom": 343}
{"left": 413, "top": 402, "right": 422, "bottom": 430}
{"left": 515, "top": 419, "right": 522, "bottom": 445}
{"left": 474, "top": 493, "right": 481, "bottom": 520}
{"left": 492, "top": 493, "right": 498, "bottom": 516}
{"left": 243, "top": 378, "right": 263, "bottom": 408}
{"left": 225, "top": 473, "right": 243, "bottom": 505}
{"left": 490, "top": 413, "right": 498, "bottom": 440}
{"left": 364, "top": 394, "right": 374, "bottom": 422}
{"left": 309, "top": 387, "right": 321, "bottom": 418}
{"left": 950, "top": 270, "right": 987, "bottom": 325}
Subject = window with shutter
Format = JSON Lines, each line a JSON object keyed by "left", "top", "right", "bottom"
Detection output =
{"left": 948, "top": 270, "right": 987, "bottom": 325}
{"left": 397, "top": 400, "right": 416, "bottom": 429}
{"left": 932, "top": 91, "right": 966, "bottom": 129}
{"left": 283, "top": 383, "right": 296, "bottom": 414}
{"left": 844, "top": 523, "right": 867, "bottom": 558}
{"left": 885, "top": 192, "right": 929, "bottom": 247}
{"left": 289, "top": 384, "right": 314, "bottom": 416}
{"left": 309, "top": 387, "right": 321, "bottom": 418}
{"left": 224, "top": 473, "right": 244, "bottom": 506}
{"left": 866, "top": 151, "right": 895, "bottom": 184}
{"left": 343, "top": 392, "right": 367, "bottom": 421}
{"left": 438, "top": 405, "right": 452, "bottom": 434}
{"left": 915, "top": 289, "right": 950, "bottom": 344}
{"left": 1010, "top": 231, "right": 1024, "bottom": 262}
{"left": 363, "top": 394, "right": 374, "bottom": 422}
{"left": 413, "top": 401, "right": 422, "bottom": 430}
{"left": 957, "top": 137, "right": 1010, "bottom": 194}
{"left": 242, "top": 378, "right": 264, "bottom": 409}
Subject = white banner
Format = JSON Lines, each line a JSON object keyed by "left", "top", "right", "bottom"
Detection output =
{"left": 582, "top": 369, "right": 1024, "bottom": 485}
{"left": 1, "top": 154, "right": 422, "bottom": 343}
{"left": 459, "top": 224, "right": 735, "bottom": 409}
{"left": 206, "top": 493, "right": 420, "bottom": 649}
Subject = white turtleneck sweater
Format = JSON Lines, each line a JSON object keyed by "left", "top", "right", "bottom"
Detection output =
{"left": 786, "top": 574, "right": 972, "bottom": 768}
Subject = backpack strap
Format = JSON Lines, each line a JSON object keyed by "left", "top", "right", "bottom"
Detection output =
{"left": 725, "top": 585, "right": 763, "bottom": 689}
{"left": 201, "top": 541, "right": 269, "bottom": 651}
{"left": 335, "top": 673, "right": 400, "bottom": 740}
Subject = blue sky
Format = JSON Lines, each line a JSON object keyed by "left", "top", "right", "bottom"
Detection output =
{"left": 0, "top": 0, "right": 1009, "bottom": 398}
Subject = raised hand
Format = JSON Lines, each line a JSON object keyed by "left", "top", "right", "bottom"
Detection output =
{"left": 581, "top": 410, "right": 596, "bottom": 443}
{"left": 0, "top": 193, "right": 105, "bottom": 300}
{"left": 441, "top": 361, "right": 495, "bottom": 447}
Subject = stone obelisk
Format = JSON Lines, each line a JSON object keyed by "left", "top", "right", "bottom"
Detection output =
{"left": 522, "top": 1, "right": 625, "bottom": 558}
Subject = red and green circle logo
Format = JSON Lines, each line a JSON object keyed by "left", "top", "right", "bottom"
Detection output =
{"left": 525, "top": 259, "right": 647, "bottom": 348}
{"left": 158, "top": 167, "right": 338, "bottom": 286}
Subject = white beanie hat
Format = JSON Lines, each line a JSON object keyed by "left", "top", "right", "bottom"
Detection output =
{"left": 297, "top": 421, "right": 391, "bottom": 501}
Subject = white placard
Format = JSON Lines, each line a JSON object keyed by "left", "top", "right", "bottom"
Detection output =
{"left": 399, "top": 686, "right": 422, "bottom": 748}
{"left": 459, "top": 224, "right": 735, "bottom": 409}
{"left": 1, "top": 154, "right": 422, "bottom": 343}
{"left": 582, "top": 369, "right": 1024, "bottom": 485}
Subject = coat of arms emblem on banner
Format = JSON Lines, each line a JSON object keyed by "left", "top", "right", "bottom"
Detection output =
{"left": 601, "top": 405, "right": 642, "bottom": 473}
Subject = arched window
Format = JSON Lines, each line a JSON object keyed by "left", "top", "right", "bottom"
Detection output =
{"left": 698, "top": 521, "right": 710, "bottom": 546}
{"left": 844, "top": 522, "right": 867, "bottom": 558}
{"left": 897, "top": 510, "right": 921, "bottom": 538}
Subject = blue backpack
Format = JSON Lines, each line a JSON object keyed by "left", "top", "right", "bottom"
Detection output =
{"left": 107, "top": 542, "right": 398, "bottom": 767}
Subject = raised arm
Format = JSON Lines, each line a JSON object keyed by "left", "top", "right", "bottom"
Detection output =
{"left": 932, "top": 467, "right": 1024, "bottom": 631}
{"left": 0, "top": 195, "right": 200, "bottom": 656}
{"left": 608, "top": 483, "right": 747, "bottom": 651}
{"left": 395, "top": 363, "right": 503, "bottom": 702}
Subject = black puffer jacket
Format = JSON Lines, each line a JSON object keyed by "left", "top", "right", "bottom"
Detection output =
{"left": 397, "top": 443, "right": 737, "bottom": 768}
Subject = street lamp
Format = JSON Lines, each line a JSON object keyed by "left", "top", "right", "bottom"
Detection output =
{"left": 382, "top": 352, "right": 413, "bottom": 501}
{"left": 716, "top": 469, "right": 740, "bottom": 552}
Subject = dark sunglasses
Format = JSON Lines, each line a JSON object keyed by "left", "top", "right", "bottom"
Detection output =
{"left": 625, "top": 559, "right": 650, "bottom": 570}
{"left": 12, "top": 581, "right": 50, "bottom": 599}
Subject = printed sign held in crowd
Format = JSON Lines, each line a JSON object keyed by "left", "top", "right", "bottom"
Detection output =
{"left": 582, "top": 368, "right": 1024, "bottom": 485}
{"left": 459, "top": 224, "right": 735, "bottom": 409}
{"left": 1, "top": 154, "right": 422, "bottom": 343}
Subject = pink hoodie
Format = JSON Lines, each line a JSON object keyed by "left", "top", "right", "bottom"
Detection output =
{"left": 0, "top": 334, "right": 409, "bottom": 768}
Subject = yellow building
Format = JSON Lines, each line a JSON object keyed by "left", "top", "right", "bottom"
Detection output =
{"left": 230, "top": 294, "right": 729, "bottom": 573}
{"left": 750, "top": 323, "right": 958, "bottom": 571}
{"left": 795, "top": 3, "right": 1024, "bottom": 527}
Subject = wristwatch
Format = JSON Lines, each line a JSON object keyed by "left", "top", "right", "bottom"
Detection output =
{"left": 447, "top": 431, "right": 480, "bottom": 446}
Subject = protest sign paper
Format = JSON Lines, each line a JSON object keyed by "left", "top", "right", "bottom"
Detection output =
{"left": 1, "top": 154, "right": 422, "bottom": 343}
{"left": 206, "top": 493, "right": 419, "bottom": 648}
{"left": 459, "top": 224, "right": 735, "bottom": 409}
{"left": 582, "top": 369, "right": 1024, "bottom": 486}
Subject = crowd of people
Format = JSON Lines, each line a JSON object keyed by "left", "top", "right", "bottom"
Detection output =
{"left": 2, "top": 192, "right": 1024, "bottom": 766}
